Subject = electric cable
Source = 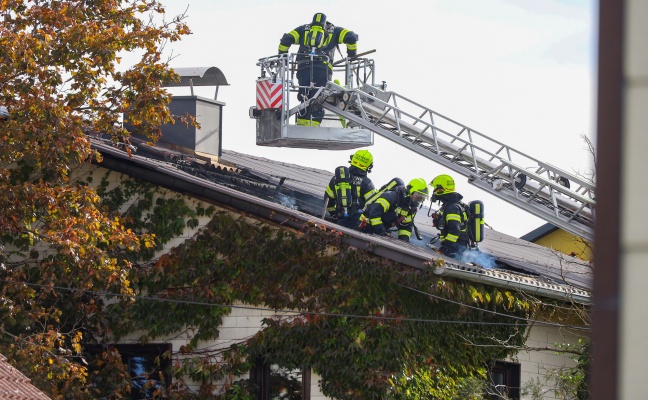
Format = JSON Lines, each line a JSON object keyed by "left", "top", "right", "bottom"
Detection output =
{"left": 0, "top": 278, "right": 588, "bottom": 330}
{"left": 396, "top": 283, "right": 589, "bottom": 331}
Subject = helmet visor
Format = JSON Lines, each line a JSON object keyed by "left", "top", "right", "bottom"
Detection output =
{"left": 410, "top": 191, "right": 428, "bottom": 207}
{"left": 433, "top": 185, "right": 445, "bottom": 195}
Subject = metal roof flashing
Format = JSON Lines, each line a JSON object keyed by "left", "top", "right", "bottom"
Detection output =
{"left": 433, "top": 263, "right": 591, "bottom": 305}
{"left": 520, "top": 223, "right": 559, "bottom": 242}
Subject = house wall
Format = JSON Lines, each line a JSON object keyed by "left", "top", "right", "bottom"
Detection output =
{"left": 116, "top": 304, "right": 328, "bottom": 398}
{"left": 513, "top": 324, "right": 584, "bottom": 400}
{"left": 116, "top": 303, "right": 585, "bottom": 399}
{"left": 533, "top": 230, "right": 593, "bottom": 261}
{"left": 77, "top": 163, "right": 214, "bottom": 257}
{"left": 83, "top": 163, "right": 586, "bottom": 398}
{"left": 77, "top": 164, "right": 318, "bottom": 396}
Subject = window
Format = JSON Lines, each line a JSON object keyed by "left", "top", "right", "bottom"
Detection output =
{"left": 86, "top": 343, "right": 172, "bottom": 400}
{"left": 488, "top": 361, "right": 520, "bottom": 400}
{"left": 251, "top": 360, "right": 311, "bottom": 400}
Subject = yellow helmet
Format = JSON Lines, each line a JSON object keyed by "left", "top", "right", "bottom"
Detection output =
{"left": 430, "top": 174, "right": 455, "bottom": 196}
{"left": 349, "top": 149, "right": 373, "bottom": 172}
{"left": 406, "top": 178, "right": 429, "bottom": 207}
{"left": 407, "top": 178, "right": 429, "bottom": 197}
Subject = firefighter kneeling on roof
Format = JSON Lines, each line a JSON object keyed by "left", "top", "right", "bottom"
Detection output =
{"left": 429, "top": 174, "right": 485, "bottom": 259}
{"left": 325, "top": 149, "right": 376, "bottom": 230}
{"left": 358, "top": 178, "right": 429, "bottom": 242}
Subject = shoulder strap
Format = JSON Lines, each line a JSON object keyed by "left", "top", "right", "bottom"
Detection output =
{"left": 333, "top": 166, "right": 353, "bottom": 215}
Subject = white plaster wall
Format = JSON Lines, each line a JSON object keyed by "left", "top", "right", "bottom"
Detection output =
{"left": 514, "top": 324, "right": 583, "bottom": 400}
{"left": 620, "top": 1, "right": 648, "bottom": 398}
{"left": 116, "top": 304, "right": 299, "bottom": 394}
{"left": 78, "top": 163, "right": 214, "bottom": 257}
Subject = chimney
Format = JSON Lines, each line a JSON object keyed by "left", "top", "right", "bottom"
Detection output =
{"left": 152, "top": 66, "right": 228, "bottom": 158}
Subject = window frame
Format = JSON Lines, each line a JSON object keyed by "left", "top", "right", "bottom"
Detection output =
{"left": 487, "top": 360, "right": 521, "bottom": 400}
{"left": 251, "top": 359, "right": 311, "bottom": 400}
{"left": 85, "top": 343, "right": 172, "bottom": 400}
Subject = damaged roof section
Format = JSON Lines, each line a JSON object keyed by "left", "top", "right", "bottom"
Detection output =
{"left": 119, "top": 138, "right": 328, "bottom": 217}
{"left": 222, "top": 150, "right": 332, "bottom": 197}
{"left": 90, "top": 137, "right": 592, "bottom": 303}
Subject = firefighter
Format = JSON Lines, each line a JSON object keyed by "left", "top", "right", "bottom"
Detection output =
{"left": 430, "top": 174, "right": 470, "bottom": 258}
{"left": 278, "top": 13, "right": 358, "bottom": 126}
{"left": 359, "top": 178, "right": 429, "bottom": 242}
{"left": 325, "top": 149, "right": 376, "bottom": 230}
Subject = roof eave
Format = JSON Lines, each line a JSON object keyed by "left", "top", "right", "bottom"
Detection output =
{"left": 433, "top": 264, "right": 591, "bottom": 305}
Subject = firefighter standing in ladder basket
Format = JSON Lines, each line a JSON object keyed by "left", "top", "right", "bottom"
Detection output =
{"left": 277, "top": 12, "right": 358, "bottom": 126}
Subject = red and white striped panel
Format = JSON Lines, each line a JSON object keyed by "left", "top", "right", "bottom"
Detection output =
{"left": 256, "top": 79, "right": 283, "bottom": 110}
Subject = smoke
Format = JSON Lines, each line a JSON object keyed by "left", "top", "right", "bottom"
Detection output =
{"left": 410, "top": 238, "right": 497, "bottom": 269}
{"left": 459, "top": 249, "right": 497, "bottom": 269}
{"left": 276, "top": 193, "right": 298, "bottom": 209}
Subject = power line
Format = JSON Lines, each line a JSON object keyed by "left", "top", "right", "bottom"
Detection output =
{"left": 0, "top": 278, "right": 587, "bottom": 330}
{"left": 397, "top": 283, "right": 589, "bottom": 331}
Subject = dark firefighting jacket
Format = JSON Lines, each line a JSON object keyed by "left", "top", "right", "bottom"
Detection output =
{"left": 324, "top": 166, "right": 375, "bottom": 218}
{"left": 435, "top": 192, "right": 469, "bottom": 246}
{"left": 278, "top": 23, "right": 358, "bottom": 74}
{"left": 361, "top": 190, "right": 417, "bottom": 241}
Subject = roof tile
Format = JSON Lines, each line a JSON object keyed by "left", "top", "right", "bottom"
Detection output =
{"left": 0, "top": 354, "right": 51, "bottom": 400}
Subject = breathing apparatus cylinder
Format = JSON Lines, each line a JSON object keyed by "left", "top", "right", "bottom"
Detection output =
{"left": 469, "top": 200, "right": 485, "bottom": 243}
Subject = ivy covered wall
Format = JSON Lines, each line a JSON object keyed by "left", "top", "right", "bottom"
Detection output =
{"left": 83, "top": 165, "right": 536, "bottom": 399}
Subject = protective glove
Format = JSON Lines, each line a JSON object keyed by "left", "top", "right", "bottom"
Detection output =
{"left": 357, "top": 216, "right": 368, "bottom": 230}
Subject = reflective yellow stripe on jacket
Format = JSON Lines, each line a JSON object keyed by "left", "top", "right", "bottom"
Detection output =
{"left": 339, "top": 29, "right": 357, "bottom": 53}
{"left": 444, "top": 211, "right": 467, "bottom": 243}
{"left": 325, "top": 185, "right": 336, "bottom": 213}
{"left": 398, "top": 229, "right": 411, "bottom": 238}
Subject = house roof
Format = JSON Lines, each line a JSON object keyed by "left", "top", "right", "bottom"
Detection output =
{"left": 91, "top": 138, "right": 592, "bottom": 304}
{"left": 220, "top": 149, "right": 592, "bottom": 290}
{"left": 0, "top": 354, "right": 52, "bottom": 400}
{"left": 520, "top": 223, "right": 559, "bottom": 242}
{"left": 222, "top": 150, "right": 332, "bottom": 196}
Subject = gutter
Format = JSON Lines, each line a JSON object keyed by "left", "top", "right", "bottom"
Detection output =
{"left": 432, "top": 263, "right": 591, "bottom": 305}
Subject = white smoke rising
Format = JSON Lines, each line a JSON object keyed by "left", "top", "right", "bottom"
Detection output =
{"left": 459, "top": 249, "right": 497, "bottom": 269}
{"left": 276, "top": 194, "right": 298, "bottom": 209}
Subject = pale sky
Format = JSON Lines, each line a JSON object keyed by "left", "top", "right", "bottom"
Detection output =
{"left": 141, "top": 0, "right": 597, "bottom": 237}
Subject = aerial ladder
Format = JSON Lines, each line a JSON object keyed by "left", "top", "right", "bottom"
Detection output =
{"left": 250, "top": 53, "right": 596, "bottom": 242}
